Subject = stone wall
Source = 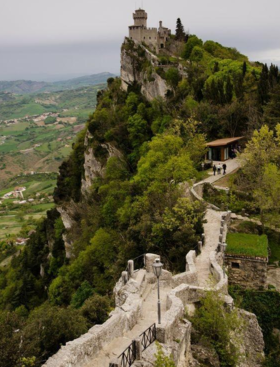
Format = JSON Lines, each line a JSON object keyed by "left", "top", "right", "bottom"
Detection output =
{"left": 42, "top": 265, "right": 151, "bottom": 367}
{"left": 225, "top": 254, "right": 268, "bottom": 290}
{"left": 129, "top": 27, "right": 158, "bottom": 50}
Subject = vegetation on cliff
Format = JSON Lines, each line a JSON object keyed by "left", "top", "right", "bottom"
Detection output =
{"left": 0, "top": 76, "right": 206, "bottom": 365}
{"left": 1, "top": 21, "right": 280, "bottom": 365}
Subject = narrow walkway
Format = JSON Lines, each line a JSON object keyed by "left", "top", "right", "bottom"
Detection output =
{"left": 202, "top": 159, "right": 240, "bottom": 185}
{"left": 87, "top": 284, "right": 171, "bottom": 367}
{"left": 195, "top": 209, "right": 224, "bottom": 287}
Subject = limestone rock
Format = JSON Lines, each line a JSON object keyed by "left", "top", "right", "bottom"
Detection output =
{"left": 121, "top": 42, "right": 168, "bottom": 102}
{"left": 81, "top": 130, "right": 123, "bottom": 195}
{"left": 237, "top": 309, "right": 265, "bottom": 367}
{"left": 190, "top": 343, "right": 220, "bottom": 367}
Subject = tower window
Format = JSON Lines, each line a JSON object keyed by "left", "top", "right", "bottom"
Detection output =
{"left": 149, "top": 37, "right": 151, "bottom": 39}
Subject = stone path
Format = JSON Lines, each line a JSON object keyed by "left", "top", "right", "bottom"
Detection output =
{"left": 86, "top": 284, "right": 171, "bottom": 367}
{"left": 195, "top": 209, "right": 225, "bottom": 287}
{"left": 202, "top": 159, "right": 240, "bottom": 185}
{"left": 85, "top": 160, "right": 241, "bottom": 366}
{"left": 193, "top": 160, "right": 240, "bottom": 287}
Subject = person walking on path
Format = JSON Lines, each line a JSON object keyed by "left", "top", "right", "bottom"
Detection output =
{"left": 217, "top": 163, "right": 222, "bottom": 175}
{"left": 223, "top": 163, "right": 227, "bottom": 175}
{"left": 213, "top": 165, "right": 217, "bottom": 176}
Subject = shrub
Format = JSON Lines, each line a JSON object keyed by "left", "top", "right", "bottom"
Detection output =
{"left": 190, "top": 291, "right": 242, "bottom": 366}
{"left": 80, "top": 294, "right": 111, "bottom": 325}
{"left": 182, "top": 35, "right": 203, "bottom": 60}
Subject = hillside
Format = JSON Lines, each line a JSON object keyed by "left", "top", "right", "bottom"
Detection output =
{"left": 0, "top": 84, "right": 105, "bottom": 186}
{"left": 1, "top": 22, "right": 280, "bottom": 367}
{"left": 0, "top": 72, "right": 115, "bottom": 94}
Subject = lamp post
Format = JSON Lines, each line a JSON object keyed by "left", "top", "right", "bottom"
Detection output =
{"left": 152, "top": 258, "right": 163, "bottom": 325}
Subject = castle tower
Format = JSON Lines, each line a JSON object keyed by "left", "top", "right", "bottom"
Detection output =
{"left": 133, "top": 9, "right": 147, "bottom": 27}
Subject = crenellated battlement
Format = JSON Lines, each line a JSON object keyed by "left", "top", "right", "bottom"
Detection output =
{"left": 128, "top": 8, "right": 171, "bottom": 53}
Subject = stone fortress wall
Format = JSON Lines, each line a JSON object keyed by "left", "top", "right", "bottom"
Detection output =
{"left": 128, "top": 9, "right": 171, "bottom": 53}
{"left": 43, "top": 212, "right": 261, "bottom": 367}
{"left": 225, "top": 254, "right": 268, "bottom": 290}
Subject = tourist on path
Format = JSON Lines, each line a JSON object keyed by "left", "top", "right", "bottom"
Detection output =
{"left": 213, "top": 165, "right": 217, "bottom": 176}
{"left": 223, "top": 163, "right": 227, "bottom": 175}
{"left": 217, "top": 163, "right": 222, "bottom": 175}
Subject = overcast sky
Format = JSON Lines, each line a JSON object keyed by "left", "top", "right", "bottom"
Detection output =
{"left": 0, "top": 0, "right": 279, "bottom": 81}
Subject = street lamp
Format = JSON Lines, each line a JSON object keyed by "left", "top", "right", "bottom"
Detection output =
{"left": 152, "top": 258, "right": 163, "bottom": 324}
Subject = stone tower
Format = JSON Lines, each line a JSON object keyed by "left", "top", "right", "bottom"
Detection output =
{"left": 133, "top": 9, "right": 147, "bottom": 27}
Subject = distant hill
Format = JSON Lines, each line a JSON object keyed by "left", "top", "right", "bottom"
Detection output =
{"left": 0, "top": 72, "right": 115, "bottom": 94}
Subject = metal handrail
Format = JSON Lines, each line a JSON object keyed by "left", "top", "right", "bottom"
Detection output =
{"left": 118, "top": 341, "right": 136, "bottom": 367}
{"left": 117, "top": 323, "right": 156, "bottom": 367}
{"left": 139, "top": 323, "right": 156, "bottom": 351}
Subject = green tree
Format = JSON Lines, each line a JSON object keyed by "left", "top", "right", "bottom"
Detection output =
{"left": 263, "top": 85, "right": 280, "bottom": 128}
{"left": 21, "top": 304, "right": 87, "bottom": 365}
{"left": 70, "top": 281, "right": 94, "bottom": 309}
{"left": 175, "top": 18, "right": 185, "bottom": 41}
{"left": 242, "top": 61, "right": 247, "bottom": 77}
{"left": 0, "top": 311, "right": 23, "bottom": 367}
{"left": 258, "top": 64, "right": 270, "bottom": 106}
{"left": 225, "top": 75, "right": 233, "bottom": 103}
{"left": 81, "top": 293, "right": 111, "bottom": 325}
{"left": 190, "top": 46, "right": 204, "bottom": 63}
{"left": 239, "top": 124, "right": 280, "bottom": 227}
{"left": 191, "top": 291, "right": 242, "bottom": 366}
{"left": 182, "top": 36, "right": 203, "bottom": 60}
{"left": 165, "top": 68, "right": 181, "bottom": 91}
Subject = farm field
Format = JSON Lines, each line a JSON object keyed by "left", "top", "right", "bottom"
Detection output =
{"left": 0, "top": 84, "right": 105, "bottom": 185}
{"left": 0, "top": 81, "right": 105, "bottom": 249}
{"left": 0, "top": 173, "right": 57, "bottom": 242}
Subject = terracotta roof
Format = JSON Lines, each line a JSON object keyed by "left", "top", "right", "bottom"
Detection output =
{"left": 207, "top": 137, "right": 244, "bottom": 147}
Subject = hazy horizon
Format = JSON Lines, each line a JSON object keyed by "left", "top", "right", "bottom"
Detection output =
{"left": 0, "top": 0, "right": 280, "bottom": 81}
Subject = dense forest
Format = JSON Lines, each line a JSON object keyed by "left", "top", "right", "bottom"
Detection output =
{"left": 1, "top": 18, "right": 280, "bottom": 366}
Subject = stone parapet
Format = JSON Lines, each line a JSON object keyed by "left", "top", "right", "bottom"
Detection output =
{"left": 172, "top": 250, "right": 198, "bottom": 288}
{"left": 42, "top": 262, "right": 153, "bottom": 367}
{"left": 209, "top": 251, "right": 228, "bottom": 293}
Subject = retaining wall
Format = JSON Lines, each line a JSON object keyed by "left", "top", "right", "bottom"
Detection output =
{"left": 42, "top": 260, "right": 154, "bottom": 367}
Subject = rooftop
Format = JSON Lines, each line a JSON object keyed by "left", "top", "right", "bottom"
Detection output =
{"left": 226, "top": 233, "right": 268, "bottom": 258}
{"left": 207, "top": 137, "right": 244, "bottom": 147}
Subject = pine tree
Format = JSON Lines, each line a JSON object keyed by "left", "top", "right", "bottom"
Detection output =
{"left": 225, "top": 76, "right": 233, "bottom": 103}
{"left": 175, "top": 18, "right": 185, "bottom": 41}
{"left": 269, "top": 63, "right": 279, "bottom": 89}
{"left": 242, "top": 61, "right": 247, "bottom": 77}
{"left": 234, "top": 73, "right": 244, "bottom": 100}
{"left": 258, "top": 64, "right": 270, "bottom": 106}
{"left": 263, "top": 85, "right": 280, "bottom": 128}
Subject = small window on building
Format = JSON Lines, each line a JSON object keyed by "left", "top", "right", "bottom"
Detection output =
{"left": 149, "top": 37, "right": 151, "bottom": 39}
{"left": 231, "top": 262, "right": 240, "bottom": 269}
{"left": 161, "top": 44, "right": 164, "bottom": 49}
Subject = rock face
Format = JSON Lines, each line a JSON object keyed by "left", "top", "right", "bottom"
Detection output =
{"left": 121, "top": 41, "right": 168, "bottom": 101}
{"left": 81, "top": 131, "right": 123, "bottom": 195}
{"left": 237, "top": 309, "right": 265, "bottom": 367}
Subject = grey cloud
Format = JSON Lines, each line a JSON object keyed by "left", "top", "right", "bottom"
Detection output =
{"left": 0, "top": 0, "right": 279, "bottom": 80}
